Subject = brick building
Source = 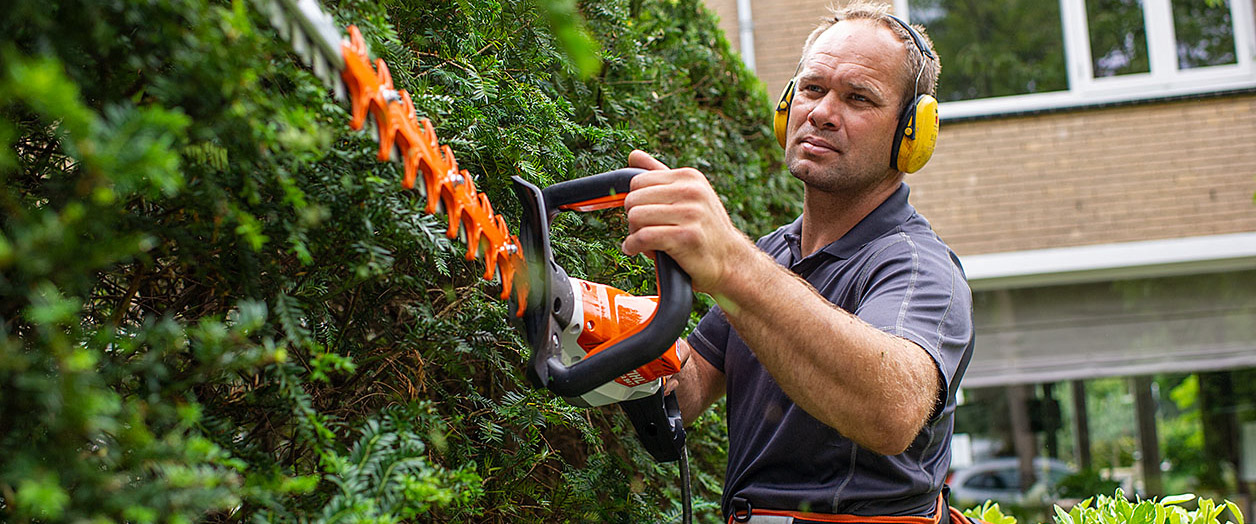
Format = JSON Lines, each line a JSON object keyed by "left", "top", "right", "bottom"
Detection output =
{"left": 704, "top": 0, "right": 1256, "bottom": 505}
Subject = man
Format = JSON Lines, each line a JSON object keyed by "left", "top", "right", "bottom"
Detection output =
{"left": 620, "top": 2, "right": 975, "bottom": 522}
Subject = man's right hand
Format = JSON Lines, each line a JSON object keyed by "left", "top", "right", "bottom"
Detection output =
{"left": 622, "top": 150, "right": 760, "bottom": 298}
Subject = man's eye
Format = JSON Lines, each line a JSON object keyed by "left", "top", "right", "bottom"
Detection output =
{"left": 803, "top": 84, "right": 824, "bottom": 93}
{"left": 851, "top": 94, "right": 870, "bottom": 103}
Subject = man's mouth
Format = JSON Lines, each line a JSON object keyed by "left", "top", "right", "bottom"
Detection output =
{"left": 798, "top": 135, "right": 839, "bottom": 154}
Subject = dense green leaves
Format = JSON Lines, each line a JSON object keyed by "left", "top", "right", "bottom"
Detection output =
{"left": 1, "top": 0, "right": 794, "bottom": 521}
{"left": 966, "top": 492, "right": 1246, "bottom": 524}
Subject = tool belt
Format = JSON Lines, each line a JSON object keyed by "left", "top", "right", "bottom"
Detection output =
{"left": 728, "top": 493, "right": 982, "bottom": 524}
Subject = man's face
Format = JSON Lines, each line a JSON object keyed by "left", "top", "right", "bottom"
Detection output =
{"left": 784, "top": 19, "right": 909, "bottom": 193}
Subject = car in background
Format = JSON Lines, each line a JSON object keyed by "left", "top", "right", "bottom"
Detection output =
{"left": 947, "top": 457, "right": 1075, "bottom": 508}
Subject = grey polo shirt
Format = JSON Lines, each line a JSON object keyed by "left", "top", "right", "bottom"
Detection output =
{"left": 688, "top": 183, "right": 974, "bottom": 520}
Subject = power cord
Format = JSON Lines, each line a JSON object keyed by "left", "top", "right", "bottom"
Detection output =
{"left": 680, "top": 445, "right": 692, "bottom": 524}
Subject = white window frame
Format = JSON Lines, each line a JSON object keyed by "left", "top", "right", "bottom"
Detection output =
{"left": 895, "top": 0, "right": 1256, "bottom": 120}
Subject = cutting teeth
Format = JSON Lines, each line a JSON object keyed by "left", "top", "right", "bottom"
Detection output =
{"left": 259, "top": 1, "right": 531, "bottom": 313}
{"left": 255, "top": 0, "right": 347, "bottom": 95}
{"left": 331, "top": 76, "right": 346, "bottom": 102}
{"left": 291, "top": 24, "right": 310, "bottom": 60}
{"left": 312, "top": 54, "right": 345, "bottom": 96}
{"left": 312, "top": 50, "right": 327, "bottom": 79}
{"left": 367, "top": 114, "right": 381, "bottom": 144}
{"left": 266, "top": 0, "right": 288, "bottom": 40}
{"left": 415, "top": 174, "right": 428, "bottom": 199}
{"left": 266, "top": 1, "right": 287, "bottom": 39}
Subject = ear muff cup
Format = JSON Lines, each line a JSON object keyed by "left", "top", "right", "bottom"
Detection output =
{"left": 775, "top": 81, "right": 939, "bottom": 173}
{"left": 774, "top": 79, "right": 796, "bottom": 149}
{"left": 891, "top": 94, "right": 938, "bottom": 173}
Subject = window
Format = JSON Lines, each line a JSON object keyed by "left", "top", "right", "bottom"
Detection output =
{"left": 906, "top": 0, "right": 1069, "bottom": 101}
{"left": 1086, "top": 0, "right": 1151, "bottom": 77}
{"left": 1173, "top": 0, "right": 1240, "bottom": 68}
{"left": 896, "top": 0, "right": 1256, "bottom": 119}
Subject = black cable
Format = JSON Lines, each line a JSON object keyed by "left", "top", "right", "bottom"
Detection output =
{"left": 680, "top": 445, "right": 692, "bottom": 524}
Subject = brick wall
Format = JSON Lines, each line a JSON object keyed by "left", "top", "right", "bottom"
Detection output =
{"left": 908, "top": 95, "right": 1256, "bottom": 256}
{"left": 705, "top": 0, "right": 859, "bottom": 94}
{"left": 747, "top": 0, "right": 843, "bottom": 95}
{"left": 706, "top": 0, "right": 740, "bottom": 59}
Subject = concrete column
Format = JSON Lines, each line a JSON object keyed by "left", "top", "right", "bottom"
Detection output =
{"left": 1008, "top": 383, "right": 1038, "bottom": 491}
{"left": 1133, "top": 376, "right": 1163, "bottom": 497}
{"left": 1071, "top": 380, "right": 1092, "bottom": 469}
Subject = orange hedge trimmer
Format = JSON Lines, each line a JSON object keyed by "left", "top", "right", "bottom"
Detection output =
{"left": 256, "top": 0, "right": 693, "bottom": 482}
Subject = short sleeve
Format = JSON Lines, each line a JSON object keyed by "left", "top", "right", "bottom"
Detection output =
{"left": 853, "top": 234, "right": 974, "bottom": 416}
{"left": 687, "top": 304, "right": 732, "bottom": 373}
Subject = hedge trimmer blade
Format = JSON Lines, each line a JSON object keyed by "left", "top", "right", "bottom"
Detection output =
{"left": 254, "top": 0, "right": 529, "bottom": 313}
{"left": 257, "top": 1, "right": 693, "bottom": 485}
{"left": 258, "top": 0, "right": 346, "bottom": 100}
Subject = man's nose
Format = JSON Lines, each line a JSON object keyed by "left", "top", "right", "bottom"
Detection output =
{"left": 807, "top": 93, "right": 841, "bottom": 130}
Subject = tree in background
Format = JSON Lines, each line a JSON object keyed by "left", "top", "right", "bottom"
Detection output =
{"left": 0, "top": 0, "right": 799, "bottom": 521}
{"left": 908, "top": 0, "right": 1069, "bottom": 102}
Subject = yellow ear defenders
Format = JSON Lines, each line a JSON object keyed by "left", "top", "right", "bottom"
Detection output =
{"left": 773, "top": 76, "right": 797, "bottom": 150}
{"left": 774, "top": 15, "right": 939, "bottom": 174}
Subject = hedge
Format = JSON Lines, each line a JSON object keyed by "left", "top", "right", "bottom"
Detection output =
{"left": 0, "top": 0, "right": 800, "bottom": 521}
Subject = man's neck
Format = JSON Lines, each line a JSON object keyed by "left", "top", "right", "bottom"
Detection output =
{"left": 799, "top": 175, "right": 904, "bottom": 257}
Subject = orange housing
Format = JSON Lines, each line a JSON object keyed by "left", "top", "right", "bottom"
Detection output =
{"left": 573, "top": 279, "right": 683, "bottom": 387}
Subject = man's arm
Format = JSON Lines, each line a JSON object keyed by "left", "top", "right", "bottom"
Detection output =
{"left": 622, "top": 151, "right": 939, "bottom": 455}
{"left": 710, "top": 246, "right": 939, "bottom": 454}
{"left": 665, "top": 339, "right": 726, "bottom": 426}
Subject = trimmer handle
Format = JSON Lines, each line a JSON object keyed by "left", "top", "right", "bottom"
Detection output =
{"left": 539, "top": 168, "right": 693, "bottom": 397}
{"left": 620, "top": 388, "right": 686, "bottom": 462}
{"left": 541, "top": 168, "right": 640, "bottom": 216}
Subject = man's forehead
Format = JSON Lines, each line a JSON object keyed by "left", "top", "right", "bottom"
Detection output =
{"left": 806, "top": 18, "right": 905, "bottom": 62}
{"left": 800, "top": 19, "right": 908, "bottom": 89}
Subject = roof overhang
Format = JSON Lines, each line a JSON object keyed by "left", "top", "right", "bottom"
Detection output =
{"left": 961, "top": 232, "right": 1256, "bottom": 292}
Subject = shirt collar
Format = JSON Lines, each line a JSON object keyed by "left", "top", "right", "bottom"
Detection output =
{"left": 782, "top": 183, "right": 916, "bottom": 263}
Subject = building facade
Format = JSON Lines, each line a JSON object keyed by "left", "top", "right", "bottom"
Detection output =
{"left": 704, "top": 0, "right": 1256, "bottom": 508}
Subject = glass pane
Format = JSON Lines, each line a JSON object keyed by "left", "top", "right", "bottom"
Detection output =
{"left": 1172, "top": 0, "right": 1237, "bottom": 68}
{"left": 908, "top": 0, "right": 1069, "bottom": 102}
{"left": 1086, "top": 0, "right": 1151, "bottom": 77}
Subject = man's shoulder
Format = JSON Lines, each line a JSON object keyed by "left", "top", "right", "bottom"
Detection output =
{"left": 858, "top": 212, "right": 965, "bottom": 276}
{"left": 753, "top": 217, "right": 801, "bottom": 251}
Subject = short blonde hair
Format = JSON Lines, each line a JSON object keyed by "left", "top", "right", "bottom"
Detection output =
{"left": 800, "top": 1, "right": 941, "bottom": 112}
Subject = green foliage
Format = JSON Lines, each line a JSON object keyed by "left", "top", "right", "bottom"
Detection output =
{"left": 1160, "top": 374, "right": 1211, "bottom": 495}
{"left": 967, "top": 501, "right": 1021, "bottom": 524}
{"left": 1, "top": 0, "right": 793, "bottom": 521}
{"left": 537, "top": 0, "right": 603, "bottom": 78}
{"left": 1085, "top": 377, "right": 1140, "bottom": 469}
{"left": 966, "top": 491, "right": 1247, "bottom": 524}
{"left": 1053, "top": 492, "right": 1245, "bottom": 524}
{"left": 1054, "top": 469, "right": 1122, "bottom": 501}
